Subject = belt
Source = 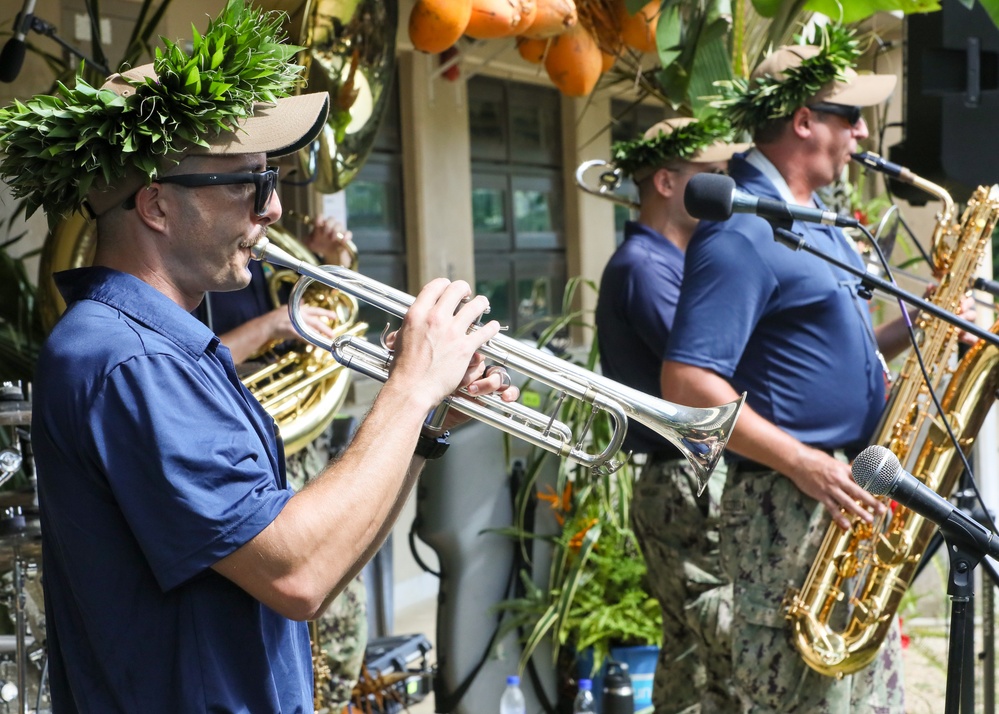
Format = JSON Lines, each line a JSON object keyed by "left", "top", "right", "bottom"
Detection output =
{"left": 730, "top": 459, "right": 774, "bottom": 474}
{"left": 731, "top": 448, "right": 842, "bottom": 475}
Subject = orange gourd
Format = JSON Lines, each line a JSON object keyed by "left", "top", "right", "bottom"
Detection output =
{"left": 544, "top": 24, "right": 602, "bottom": 96}
{"left": 466, "top": 0, "right": 522, "bottom": 39}
{"left": 511, "top": 0, "right": 538, "bottom": 34}
{"left": 409, "top": 0, "right": 473, "bottom": 54}
{"left": 600, "top": 50, "right": 616, "bottom": 73}
{"left": 618, "top": 0, "right": 659, "bottom": 54}
{"left": 521, "top": 0, "right": 577, "bottom": 39}
{"left": 517, "top": 36, "right": 549, "bottom": 64}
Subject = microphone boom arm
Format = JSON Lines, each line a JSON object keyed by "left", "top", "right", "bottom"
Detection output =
{"left": 25, "top": 15, "right": 110, "bottom": 75}
{"left": 770, "top": 225, "right": 999, "bottom": 349}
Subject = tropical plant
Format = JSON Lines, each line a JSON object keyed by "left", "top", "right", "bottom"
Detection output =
{"left": 602, "top": 0, "right": 995, "bottom": 119}
{"left": 492, "top": 278, "right": 662, "bottom": 678}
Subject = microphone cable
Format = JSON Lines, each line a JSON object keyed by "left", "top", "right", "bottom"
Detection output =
{"left": 856, "top": 221, "right": 999, "bottom": 537}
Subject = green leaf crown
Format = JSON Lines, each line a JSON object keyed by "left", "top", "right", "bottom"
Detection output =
{"left": 0, "top": 0, "right": 303, "bottom": 218}
{"left": 712, "top": 24, "right": 861, "bottom": 134}
{"left": 611, "top": 114, "right": 740, "bottom": 178}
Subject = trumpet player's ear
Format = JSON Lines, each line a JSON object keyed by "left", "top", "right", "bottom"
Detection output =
{"left": 132, "top": 183, "right": 169, "bottom": 232}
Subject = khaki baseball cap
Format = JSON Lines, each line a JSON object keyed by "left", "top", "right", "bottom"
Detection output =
{"left": 752, "top": 45, "right": 897, "bottom": 107}
{"left": 86, "top": 64, "right": 330, "bottom": 216}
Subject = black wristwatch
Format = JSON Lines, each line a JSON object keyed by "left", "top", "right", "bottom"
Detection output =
{"left": 415, "top": 430, "right": 450, "bottom": 460}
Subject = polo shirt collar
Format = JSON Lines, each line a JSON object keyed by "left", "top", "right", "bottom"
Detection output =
{"left": 54, "top": 267, "right": 220, "bottom": 358}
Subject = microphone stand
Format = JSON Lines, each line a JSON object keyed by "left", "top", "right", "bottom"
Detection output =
{"left": 767, "top": 222, "right": 999, "bottom": 349}
{"left": 943, "top": 534, "right": 983, "bottom": 714}
{"left": 10, "top": 15, "right": 110, "bottom": 76}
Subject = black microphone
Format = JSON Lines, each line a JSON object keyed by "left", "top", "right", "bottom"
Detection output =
{"left": 974, "top": 277, "right": 999, "bottom": 298}
{"left": 684, "top": 173, "right": 859, "bottom": 228}
{"left": 852, "top": 444, "right": 999, "bottom": 559}
{"left": 851, "top": 152, "right": 918, "bottom": 185}
{"left": 0, "top": 0, "right": 37, "bottom": 83}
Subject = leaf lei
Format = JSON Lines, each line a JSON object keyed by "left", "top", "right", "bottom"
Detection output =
{"left": 0, "top": 0, "right": 304, "bottom": 218}
{"left": 712, "top": 24, "right": 861, "bottom": 134}
{"left": 611, "top": 114, "right": 740, "bottom": 178}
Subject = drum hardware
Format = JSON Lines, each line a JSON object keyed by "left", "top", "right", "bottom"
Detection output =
{"left": 0, "top": 453, "right": 21, "bottom": 485}
{"left": 0, "top": 409, "right": 30, "bottom": 430}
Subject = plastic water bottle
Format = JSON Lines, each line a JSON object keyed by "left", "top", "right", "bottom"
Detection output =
{"left": 573, "top": 678, "right": 597, "bottom": 713}
{"left": 500, "top": 674, "right": 526, "bottom": 714}
{"left": 602, "top": 661, "right": 634, "bottom": 714}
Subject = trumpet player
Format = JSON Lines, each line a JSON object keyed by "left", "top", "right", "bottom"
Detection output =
{"left": 1, "top": 2, "right": 517, "bottom": 711}
{"left": 197, "top": 211, "right": 365, "bottom": 711}
{"left": 595, "top": 116, "right": 747, "bottom": 713}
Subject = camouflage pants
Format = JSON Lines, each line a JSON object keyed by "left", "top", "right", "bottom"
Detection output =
{"left": 287, "top": 428, "right": 368, "bottom": 710}
{"left": 721, "top": 463, "right": 905, "bottom": 714}
{"left": 631, "top": 457, "right": 737, "bottom": 714}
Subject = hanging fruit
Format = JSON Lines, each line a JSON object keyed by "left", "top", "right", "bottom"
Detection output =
{"left": 544, "top": 24, "right": 602, "bottom": 96}
{"left": 521, "top": 0, "right": 578, "bottom": 39}
{"left": 516, "top": 36, "right": 549, "bottom": 64}
{"left": 466, "top": 0, "right": 524, "bottom": 39}
{"left": 617, "top": 0, "right": 659, "bottom": 54}
{"left": 409, "top": 0, "right": 473, "bottom": 54}
{"left": 511, "top": 0, "right": 538, "bottom": 34}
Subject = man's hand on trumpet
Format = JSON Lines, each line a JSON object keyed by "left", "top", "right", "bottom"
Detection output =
{"left": 382, "top": 279, "right": 519, "bottom": 431}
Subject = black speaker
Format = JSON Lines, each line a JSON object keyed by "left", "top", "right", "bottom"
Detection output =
{"left": 889, "top": 1, "right": 999, "bottom": 204}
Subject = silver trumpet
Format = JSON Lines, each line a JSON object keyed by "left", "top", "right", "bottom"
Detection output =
{"left": 252, "top": 237, "right": 744, "bottom": 479}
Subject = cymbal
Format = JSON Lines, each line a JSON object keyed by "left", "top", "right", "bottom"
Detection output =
{"left": 0, "top": 402, "right": 30, "bottom": 426}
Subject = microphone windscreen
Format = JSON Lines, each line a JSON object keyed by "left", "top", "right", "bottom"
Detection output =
{"left": 851, "top": 445, "right": 899, "bottom": 495}
{"left": 684, "top": 173, "right": 736, "bottom": 221}
{"left": 0, "top": 39, "right": 26, "bottom": 83}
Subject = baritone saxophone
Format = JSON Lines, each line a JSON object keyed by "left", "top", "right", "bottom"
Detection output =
{"left": 785, "top": 155, "right": 999, "bottom": 676}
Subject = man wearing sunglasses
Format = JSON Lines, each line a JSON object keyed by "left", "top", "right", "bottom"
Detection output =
{"left": 662, "top": 35, "right": 911, "bottom": 713}
{"left": 595, "top": 116, "right": 747, "bottom": 714}
{"left": 0, "top": 3, "right": 517, "bottom": 711}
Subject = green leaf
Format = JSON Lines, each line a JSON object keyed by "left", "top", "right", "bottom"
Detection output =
{"left": 751, "top": 0, "right": 784, "bottom": 16}
{"left": 803, "top": 0, "right": 941, "bottom": 22}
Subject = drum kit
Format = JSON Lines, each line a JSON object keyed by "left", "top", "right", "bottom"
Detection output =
{"left": 0, "top": 382, "right": 48, "bottom": 714}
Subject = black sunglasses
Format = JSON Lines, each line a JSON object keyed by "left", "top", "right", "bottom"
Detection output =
{"left": 807, "top": 103, "right": 863, "bottom": 127}
{"left": 154, "top": 166, "right": 280, "bottom": 216}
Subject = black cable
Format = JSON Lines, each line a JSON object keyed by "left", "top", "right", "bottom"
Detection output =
{"left": 859, "top": 223, "right": 999, "bottom": 537}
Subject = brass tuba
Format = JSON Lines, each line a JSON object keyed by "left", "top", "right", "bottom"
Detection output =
{"left": 784, "top": 155, "right": 999, "bottom": 676}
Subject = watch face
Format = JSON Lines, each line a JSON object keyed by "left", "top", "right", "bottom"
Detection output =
{"left": 415, "top": 433, "right": 450, "bottom": 459}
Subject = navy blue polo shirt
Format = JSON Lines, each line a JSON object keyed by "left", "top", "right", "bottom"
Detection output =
{"left": 32, "top": 267, "right": 312, "bottom": 712}
{"left": 595, "top": 221, "right": 685, "bottom": 454}
{"left": 666, "top": 154, "right": 886, "bottom": 455}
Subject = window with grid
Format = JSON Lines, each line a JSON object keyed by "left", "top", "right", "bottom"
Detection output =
{"left": 345, "top": 76, "right": 405, "bottom": 331}
{"left": 469, "top": 77, "right": 566, "bottom": 338}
